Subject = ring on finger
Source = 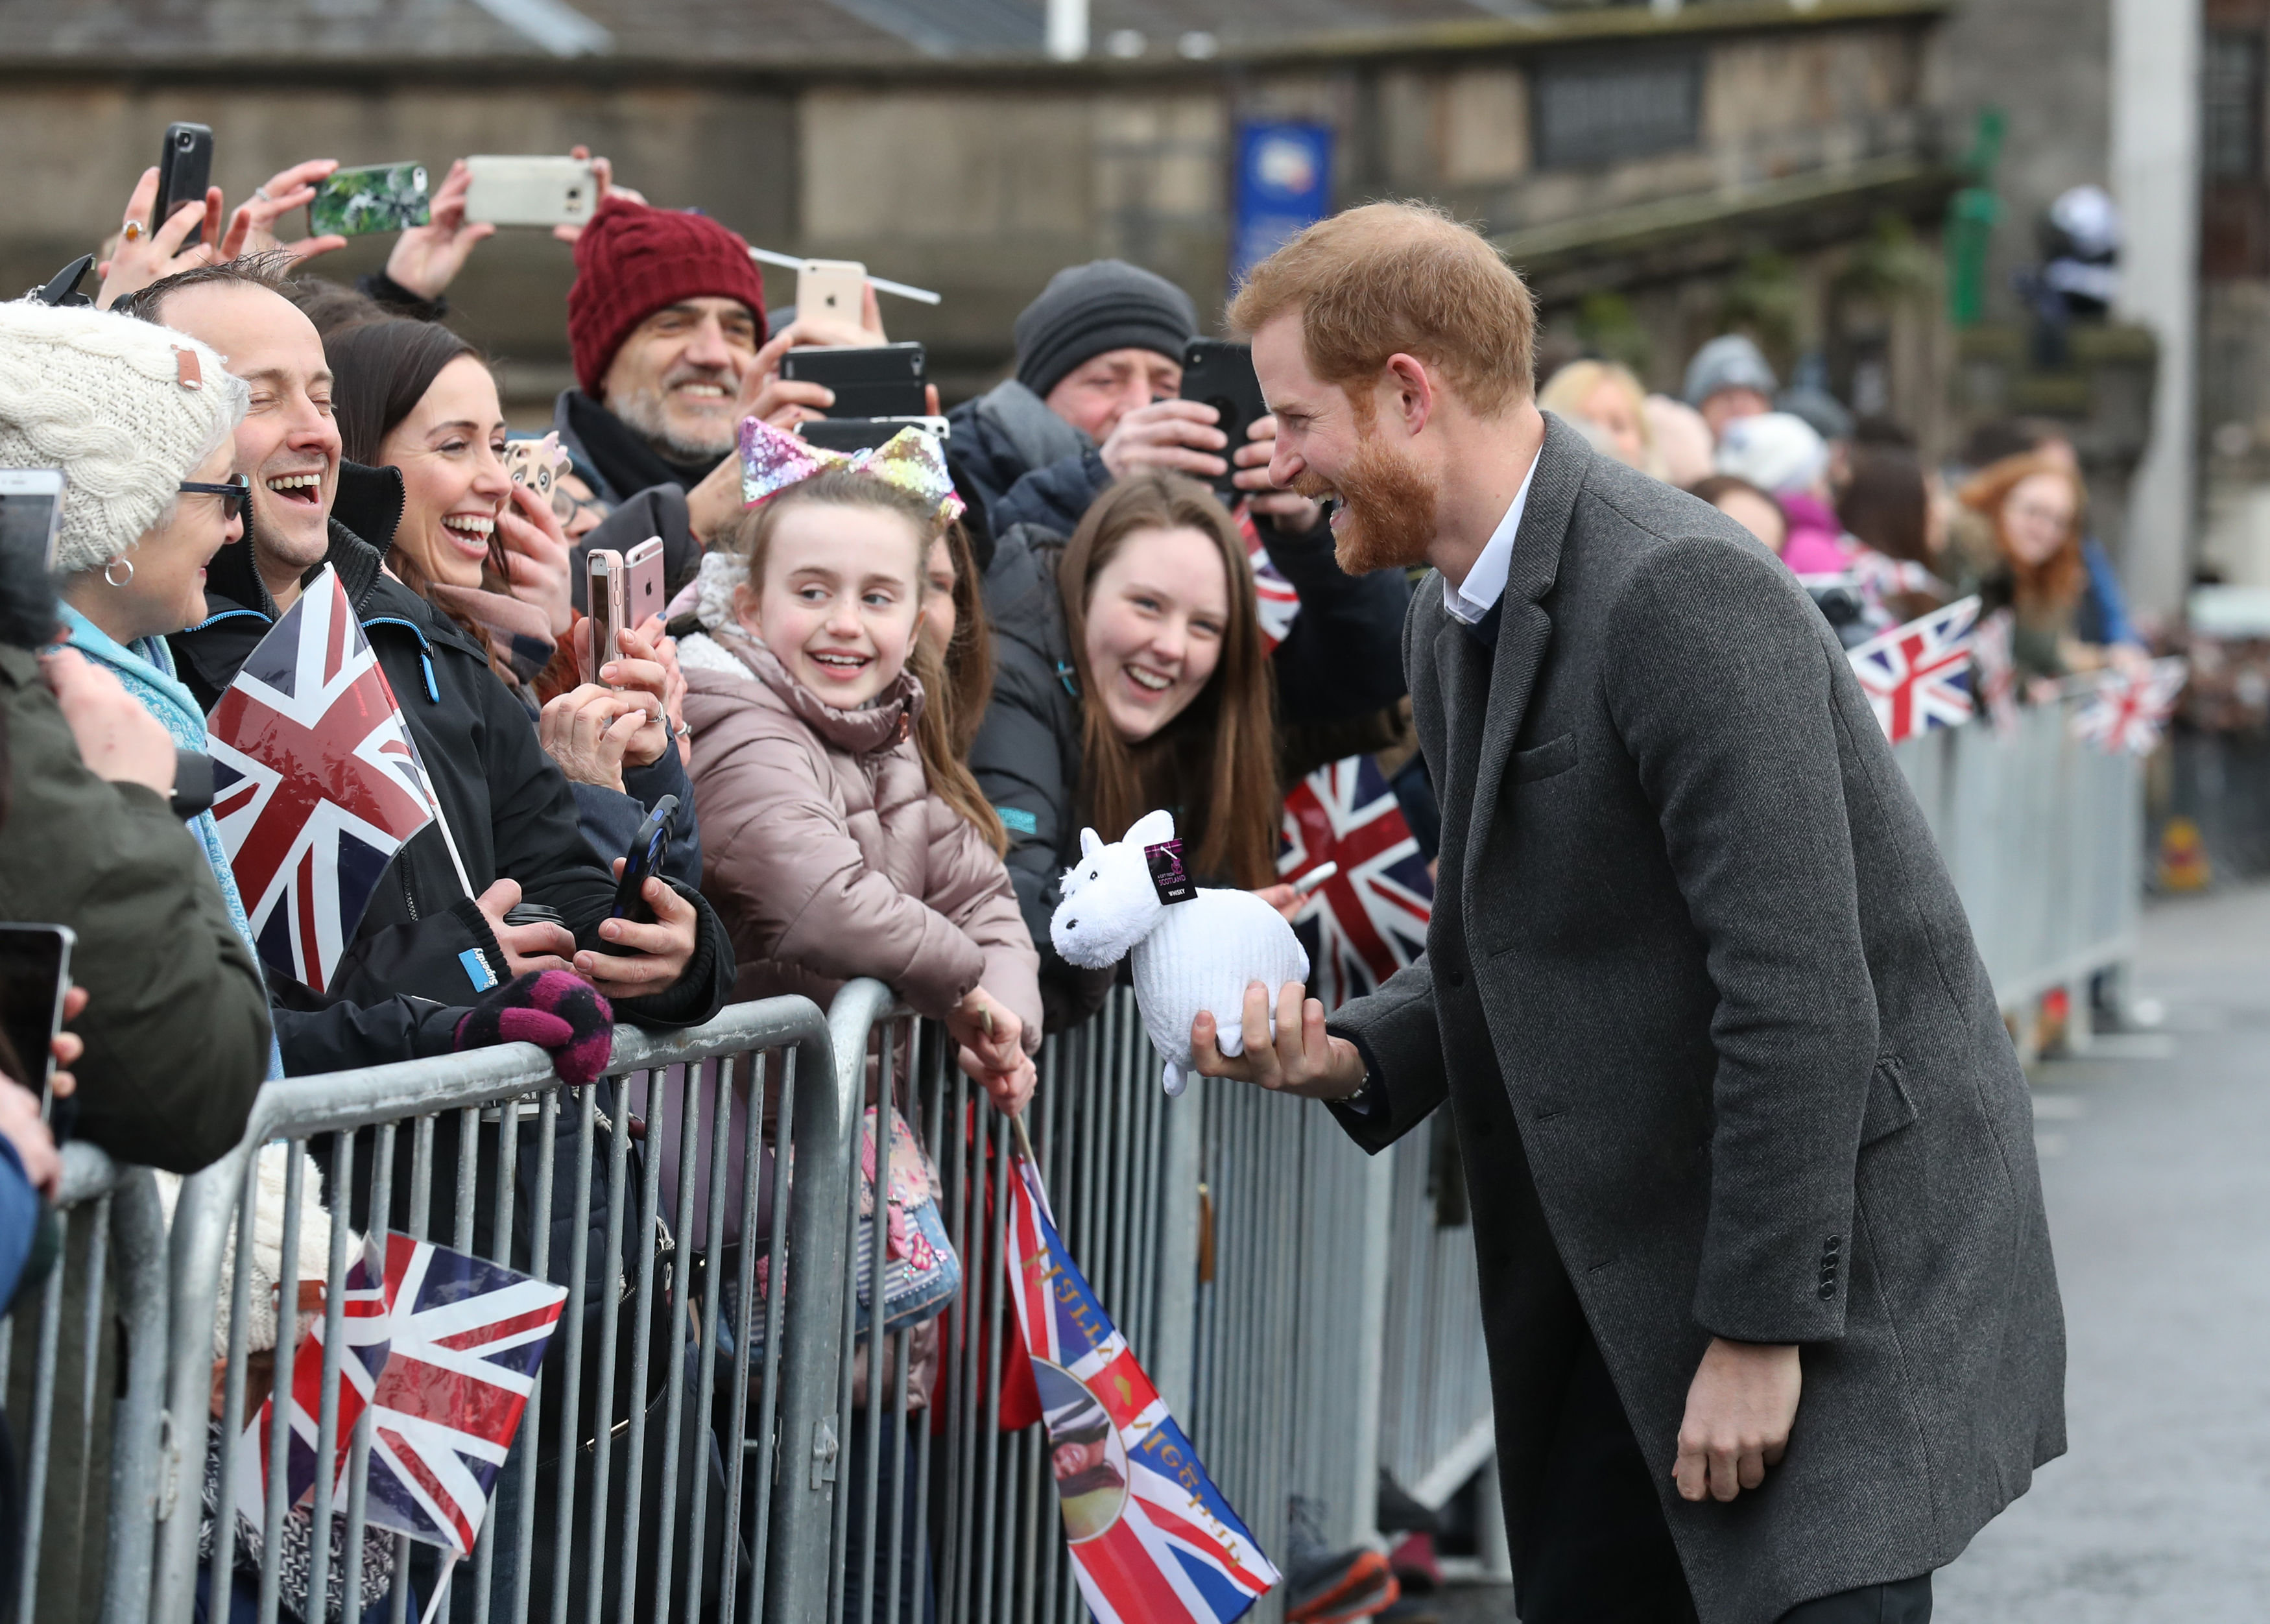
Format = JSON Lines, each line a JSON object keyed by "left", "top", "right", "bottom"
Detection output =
{"left": 253, "top": 185, "right": 272, "bottom": 202}
{"left": 121, "top": 219, "right": 144, "bottom": 243}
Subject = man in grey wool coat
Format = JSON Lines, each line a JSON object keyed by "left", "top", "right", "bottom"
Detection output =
{"left": 1191, "top": 202, "right": 2066, "bottom": 1624}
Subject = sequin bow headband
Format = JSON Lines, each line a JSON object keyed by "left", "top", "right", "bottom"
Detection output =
{"left": 739, "top": 416, "right": 964, "bottom": 523}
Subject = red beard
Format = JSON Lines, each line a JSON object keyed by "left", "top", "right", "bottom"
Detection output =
{"left": 1304, "top": 435, "right": 1439, "bottom": 575}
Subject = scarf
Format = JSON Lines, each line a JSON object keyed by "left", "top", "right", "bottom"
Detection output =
{"left": 562, "top": 388, "right": 722, "bottom": 506}
{"left": 426, "top": 581, "right": 558, "bottom": 690}
{"left": 58, "top": 605, "right": 284, "bottom": 1081}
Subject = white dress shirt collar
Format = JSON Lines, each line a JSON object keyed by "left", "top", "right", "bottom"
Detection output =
{"left": 1441, "top": 453, "right": 1540, "bottom": 625}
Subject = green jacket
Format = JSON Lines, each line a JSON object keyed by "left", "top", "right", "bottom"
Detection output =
{"left": 0, "top": 645, "right": 269, "bottom": 1172}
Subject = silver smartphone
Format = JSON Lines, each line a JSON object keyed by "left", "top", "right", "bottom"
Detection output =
{"left": 464, "top": 156, "right": 599, "bottom": 228}
{"left": 0, "top": 470, "right": 66, "bottom": 571}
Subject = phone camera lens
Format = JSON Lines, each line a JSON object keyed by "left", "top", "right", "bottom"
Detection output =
{"left": 176, "top": 132, "right": 193, "bottom": 149}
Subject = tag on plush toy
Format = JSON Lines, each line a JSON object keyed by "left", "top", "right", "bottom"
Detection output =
{"left": 1144, "top": 839, "right": 1195, "bottom": 905}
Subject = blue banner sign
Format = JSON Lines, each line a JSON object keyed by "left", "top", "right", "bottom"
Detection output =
{"left": 1232, "top": 121, "right": 1334, "bottom": 283}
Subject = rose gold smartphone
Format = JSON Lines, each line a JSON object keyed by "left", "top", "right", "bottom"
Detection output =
{"left": 623, "top": 536, "right": 666, "bottom": 636}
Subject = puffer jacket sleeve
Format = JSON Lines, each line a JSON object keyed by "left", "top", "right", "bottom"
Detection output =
{"left": 693, "top": 690, "right": 988, "bottom": 1020}
{"left": 920, "top": 804, "right": 1044, "bottom": 1053}
{"left": 0, "top": 652, "right": 270, "bottom": 1172}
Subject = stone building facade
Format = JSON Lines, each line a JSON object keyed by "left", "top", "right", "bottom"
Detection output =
{"left": 1, "top": 0, "right": 1957, "bottom": 429}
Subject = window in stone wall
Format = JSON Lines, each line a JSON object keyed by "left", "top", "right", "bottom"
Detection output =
{"left": 1531, "top": 47, "right": 1702, "bottom": 170}
{"left": 2205, "top": 30, "right": 2264, "bottom": 181}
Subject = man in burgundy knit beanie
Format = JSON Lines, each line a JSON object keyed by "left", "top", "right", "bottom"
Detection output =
{"left": 555, "top": 197, "right": 772, "bottom": 508}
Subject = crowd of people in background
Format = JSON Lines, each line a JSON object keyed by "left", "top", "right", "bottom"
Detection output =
{"left": 0, "top": 147, "right": 2154, "bottom": 1621}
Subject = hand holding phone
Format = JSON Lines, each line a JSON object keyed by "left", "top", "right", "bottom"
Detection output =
{"left": 607, "top": 795, "right": 679, "bottom": 937}
{"left": 0, "top": 925, "right": 74, "bottom": 1103}
{"left": 153, "top": 123, "right": 214, "bottom": 246}
{"left": 1178, "top": 339, "right": 1267, "bottom": 498}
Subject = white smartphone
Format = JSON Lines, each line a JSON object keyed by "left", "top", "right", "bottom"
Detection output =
{"left": 464, "top": 156, "right": 599, "bottom": 228}
{"left": 585, "top": 548, "right": 624, "bottom": 686}
{"left": 0, "top": 470, "right": 67, "bottom": 571}
{"left": 796, "top": 258, "right": 866, "bottom": 324}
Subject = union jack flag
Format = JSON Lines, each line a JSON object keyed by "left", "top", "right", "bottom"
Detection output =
{"left": 233, "top": 1237, "right": 392, "bottom": 1523}
{"left": 206, "top": 566, "right": 435, "bottom": 990}
{"left": 1278, "top": 756, "right": 1433, "bottom": 1012}
{"left": 1005, "top": 1141, "right": 1279, "bottom": 1623}
{"left": 2073, "top": 656, "right": 2188, "bottom": 755}
{"left": 1236, "top": 508, "right": 1300, "bottom": 652}
{"left": 1846, "top": 595, "right": 1982, "bottom": 746}
{"left": 243, "top": 1235, "right": 568, "bottom": 1558}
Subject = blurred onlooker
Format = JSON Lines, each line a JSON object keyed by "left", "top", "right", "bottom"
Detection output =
{"left": 1837, "top": 444, "right": 1948, "bottom": 620}
{"left": 1538, "top": 360, "right": 1654, "bottom": 475}
{"left": 121, "top": 258, "right": 732, "bottom": 1044}
{"left": 1774, "top": 381, "right": 1854, "bottom": 449}
{"left": 1688, "top": 474, "right": 1789, "bottom": 555}
{"left": 974, "top": 475, "right": 1286, "bottom": 1030}
{"left": 1681, "top": 333, "right": 1777, "bottom": 442}
{"left": 1956, "top": 418, "right": 2140, "bottom": 651}
{"left": 1956, "top": 453, "right": 2136, "bottom": 691}
{"left": 1643, "top": 394, "right": 1715, "bottom": 487}
{"left": 0, "top": 302, "right": 272, "bottom": 1170}
{"left": 1714, "top": 412, "right": 1846, "bottom": 573}
{"left": 322, "top": 316, "right": 702, "bottom": 889}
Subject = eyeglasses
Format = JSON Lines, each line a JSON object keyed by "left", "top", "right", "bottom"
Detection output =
{"left": 178, "top": 473, "right": 252, "bottom": 519}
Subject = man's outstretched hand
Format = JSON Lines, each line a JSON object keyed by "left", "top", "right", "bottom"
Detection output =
{"left": 1189, "top": 980, "right": 1368, "bottom": 1101}
{"left": 1673, "top": 1338, "right": 1801, "bottom": 1503}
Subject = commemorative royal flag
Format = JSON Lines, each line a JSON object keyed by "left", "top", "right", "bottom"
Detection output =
{"left": 1846, "top": 595, "right": 1982, "bottom": 746}
{"left": 1278, "top": 755, "right": 1433, "bottom": 1011}
{"left": 2073, "top": 656, "right": 2188, "bottom": 755}
{"left": 1005, "top": 1130, "right": 1279, "bottom": 1623}
{"left": 239, "top": 1234, "right": 568, "bottom": 1560}
{"left": 206, "top": 565, "right": 435, "bottom": 990}
{"left": 1234, "top": 507, "right": 1302, "bottom": 653}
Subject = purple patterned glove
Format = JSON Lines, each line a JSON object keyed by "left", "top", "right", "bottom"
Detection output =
{"left": 453, "top": 971, "right": 615, "bottom": 1086}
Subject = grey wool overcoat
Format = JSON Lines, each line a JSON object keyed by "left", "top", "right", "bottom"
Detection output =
{"left": 1327, "top": 414, "right": 2066, "bottom": 1623}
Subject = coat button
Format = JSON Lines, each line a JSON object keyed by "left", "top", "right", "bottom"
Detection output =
{"left": 1446, "top": 964, "right": 1465, "bottom": 987}
{"left": 1818, "top": 1282, "right": 1835, "bottom": 1299}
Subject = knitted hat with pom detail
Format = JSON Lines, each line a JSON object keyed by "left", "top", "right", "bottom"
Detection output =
{"left": 0, "top": 301, "right": 246, "bottom": 577}
{"left": 566, "top": 197, "right": 769, "bottom": 398}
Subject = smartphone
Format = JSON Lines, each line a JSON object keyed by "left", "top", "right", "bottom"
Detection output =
{"left": 795, "top": 259, "right": 866, "bottom": 325}
{"left": 780, "top": 343, "right": 927, "bottom": 418}
{"left": 608, "top": 796, "right": 679, "bottom": 938}
{"left": 0, "top": 924, "right": 74, "bottom": 1097}
{"left": 585, "top": 548, "right": 625, "bottom": 686}
{"left": 153, "top": 122, "right": 215, "bottom": 246}
{"left": 1180, "top": 339, "right": 1268, "bottom": 497}
{"left": 623, "top": 537, "right": 666, "bottom": 636}
{"left": 307, "top": 161, "right": 430, "bottom": 238}
{"left": 464, "top": 156, "right": 599, "bottom": 228}
{"left": 795, "top": 416, "right": 951, "bottom": 455}
{"left": 0, "top": 470, "right": 67, "bottom": 571}
{"left": 502, "top": 436, "right": 573, "bottom": 524}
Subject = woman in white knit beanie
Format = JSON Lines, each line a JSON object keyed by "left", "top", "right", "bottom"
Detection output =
{"left": 0, "top": 300, "right": 281, "bottom": 1081}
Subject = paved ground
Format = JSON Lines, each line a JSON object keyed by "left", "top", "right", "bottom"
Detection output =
{"left": 1405, "top": 883, "right": 2270, "bottom": 1623}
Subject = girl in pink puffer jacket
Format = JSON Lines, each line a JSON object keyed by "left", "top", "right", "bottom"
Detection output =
{"left": 678, "top": 449, "right": 1040, "bottom": 1113}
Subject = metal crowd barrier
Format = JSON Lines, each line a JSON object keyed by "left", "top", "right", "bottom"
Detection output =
{"left": 149, "top": 993, "right": 857, "bottom": 1624}
{"left": 1893, "top": 685, "right": 2145, "bottom": 1013}
{"left": 1, "top": 1141, "right": 170, "bottom": 1624}
{"left": 43, "top": 699, "right": 2138, "bottom": 1624}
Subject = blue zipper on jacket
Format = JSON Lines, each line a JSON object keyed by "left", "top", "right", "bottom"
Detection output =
{"left": 364, "top": 617, "right": 441, "bottom": 704}
{"left": 193, "top": 608, "right": 442, "bottom": 704}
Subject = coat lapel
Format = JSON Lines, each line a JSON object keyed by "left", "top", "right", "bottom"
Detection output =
{"left": 1463, "top": 413, "right": 1592, "bottom": 898}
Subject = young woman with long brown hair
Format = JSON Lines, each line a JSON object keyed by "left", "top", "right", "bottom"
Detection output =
{"left": 972, "top": 470, "right": 1287, "bottom": 1030}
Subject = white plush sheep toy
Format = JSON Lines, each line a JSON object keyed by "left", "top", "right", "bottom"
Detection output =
{"left": 1050, "top": 809, "right": 1310, "bottom": 1097}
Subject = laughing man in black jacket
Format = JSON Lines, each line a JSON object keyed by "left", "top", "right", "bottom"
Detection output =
{"left": 121, "top": 263, "right": 732, "bottom": 1074}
